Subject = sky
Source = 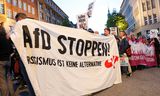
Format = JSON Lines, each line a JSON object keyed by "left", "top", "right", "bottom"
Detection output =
{"left": 53, "top": 0, "right": 123, "bottom": 34}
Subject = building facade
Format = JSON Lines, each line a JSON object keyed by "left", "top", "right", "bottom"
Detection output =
{"left": 38, "top": 0, "right": 68, "bottom": 25}
{"left": 1, "top": 0, "right": 38, "bottom": 19}
{"left": 0, "top": 0, "right": 68, "bottom": 25}
{"left": 120, "top": 0, "right": 160, "bottom": 37}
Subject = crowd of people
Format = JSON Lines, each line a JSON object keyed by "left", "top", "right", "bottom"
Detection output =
{"left": 102, "top": 28, "right": 160, "bottom": 77}
{"left": 128, "top": 34, "right": 160, "bottom": 70}
{"left": 0, "top": 12, "right": 160, "bottom": 96}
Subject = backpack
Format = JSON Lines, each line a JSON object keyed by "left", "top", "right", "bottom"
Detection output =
{"left": 125, "top": 45, "right": 131, "bottom": 57}
{"left": 14, "top": 60, "right": 20, "bottom": 74}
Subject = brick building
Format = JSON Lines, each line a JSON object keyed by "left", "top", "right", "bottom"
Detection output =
{"left": 0, "top": 0, "right": 68, "bottom": 25}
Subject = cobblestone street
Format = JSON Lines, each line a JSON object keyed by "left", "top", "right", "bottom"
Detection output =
{"left": 93, "top": 68, "right": 160, "bottom": 96}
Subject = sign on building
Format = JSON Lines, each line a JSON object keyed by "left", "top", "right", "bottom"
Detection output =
{"left": 77, "top": 13, "right": 88, "bottom": 30}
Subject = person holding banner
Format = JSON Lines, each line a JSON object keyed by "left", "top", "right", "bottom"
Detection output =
{"left": 15, "top": 13, "right": 27, "bottom": 22}
{"left": 0, "top": 22, "right": 14, "bottom": 96}
{"left": 87, "top": 28, "right": 94, "bottom": 33}
{"left": 104, "top": 28, "right": 110, "bottom": 36}
{"left": 151, "top": 38, "right": 160, "bottom": 67}
{"left": 119, "top": 31, "right": 132, "bottom": 77}
{"left": 158, "top": 33, "right": 160, "bottom": 43}
{"left": 13, "top": 13, "right": 36, "bottom": 95}
{"left": 94, "top": 31, "right": 99, "bottom": 34}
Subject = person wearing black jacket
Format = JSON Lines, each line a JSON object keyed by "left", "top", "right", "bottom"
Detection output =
{"left": 152, "top": 38, "right": 160, "bottom": 67}
{"left": 0, "top": 22, "right": 14, "bottom": 96}
{"left": 119, "top": 31, "right": 132, "bottom": 77}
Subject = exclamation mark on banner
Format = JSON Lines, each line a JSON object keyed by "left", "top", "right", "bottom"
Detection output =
{"left": 108, "top": 43, "right": 110, "bottom": 56}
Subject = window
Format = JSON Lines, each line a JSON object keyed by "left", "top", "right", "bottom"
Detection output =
{"left": 13, "top": 11, "right": 17, "bottom": 19}
{"left": 48, "top": 17, "right": 51, "bottom": 23}
{"left": 49, "top": 10, "right": 52, "bottom": 15}
{"left": 0, "top": 4, "right": 4, "bottom": 14}
{"left": 146, "top": 0, "right": 151, "bottom": 10}
{"left": 23, "top": 2, "right": 27, "bottom": 11}
{"left": 28, "top": 5, "right": 31, "bottom": 13}
{"left": 151, "top": 0, "right": 156, "bottom": 8}
{"left": 7, "top": 9, "right": 12, "bottom": 18}
{"left": 153, "top": 14, "right": 157, "bottom": 23}
{"left": 142, "top": 2, "right": 146, "bottom": 11}
{"left": 40, "top": 12, "right": 43, "bottom": 20}
{"left": 7, "top": 0, "right": 11, "bottom": 3}
{"left": 39, "top": 3, "right": 43, "bottom": 10}
{"left": 148, "top": 15, "right": 152, "bottom": 24}
{"left": 144, "top": 17, "right": 148, "bottom": 25}
{"left": 13, "top": 0, "right": 18, "bottom": 6}
{"left": 18, "top": 0, "right": 22, "bottom": 8}
{"left": 46, "top": 16, "right": 48, "bottom": 22}
{"left": 32, "top": 7, "right": 35, "bottom": 15}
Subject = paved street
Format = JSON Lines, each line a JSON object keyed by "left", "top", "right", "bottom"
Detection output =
{"left": 93, "top": 67, "right": 160, "bottom": 96}
{"left": 12, "top": 67, "right": 160, "bottom": 96}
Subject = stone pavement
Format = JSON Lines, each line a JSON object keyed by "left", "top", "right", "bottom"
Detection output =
{"left": 93, "top": 67, "right": 160, "bottom": 96}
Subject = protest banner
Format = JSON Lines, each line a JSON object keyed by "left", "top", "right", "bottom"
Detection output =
{"left": 77, "top": 13, "right": 88, "bottom": 30}
{"left": 11, "top": 19, "right": 121, "bottom": 96}
{"left": 145, "top": 44, "right": 157, "bottom": 67}
{"left": 87, "top": 1, "right": 95, "bottom": 17}
{"left": 110, "top": 27, "right": 118, "bottom": 36}
{"left": 129, "top": 41, "right": 157, "bottom": 67}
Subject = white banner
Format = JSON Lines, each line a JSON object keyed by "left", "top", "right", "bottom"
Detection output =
{"left": 77, "top": 13, "right": 88, "bottom": 30}
{"left": 110, "top": 27, "right": 118, "bottom": 36}
{"left": 11, "top": 19, "right": 121, "bottom": 96}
